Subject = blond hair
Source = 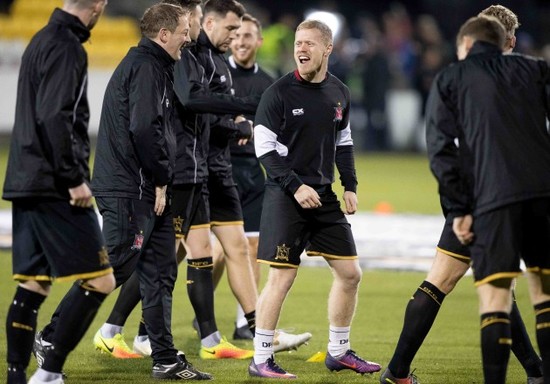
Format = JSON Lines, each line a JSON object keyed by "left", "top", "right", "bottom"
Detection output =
{"left": 296, "top": 19, "right": 332, "bottom": 46}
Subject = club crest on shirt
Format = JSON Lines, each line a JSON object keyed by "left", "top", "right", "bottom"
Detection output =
{"left": 220, "top": 75, "right": 227, "bottom": 83}
{"left": 334, "top": 103, "right": 343, "bottom": 122}
{"left": 132, "top": 232, "right": 144, "bottom": 250}
{"left": 275, "top": 244, "right": 290, "bottom": 262}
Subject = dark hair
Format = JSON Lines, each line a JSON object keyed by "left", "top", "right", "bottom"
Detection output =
{"left": 241, "top": 13, "right": 262, "bottom": 36}
{"left": 161, "top": 0, "right": 202, "bottom": 12}
{"left": 203, "top": 0, "right": 245, "bottom": 18}
{"left": 456, "top": 16, "right": 506, "bottom": 49}
{"left": 140, "top": 3, "right": 188, "bottom": 38}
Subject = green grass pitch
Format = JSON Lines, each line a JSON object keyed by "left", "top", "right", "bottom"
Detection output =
{"left": 0, "top": 250, "right": 537, "bottom": 383}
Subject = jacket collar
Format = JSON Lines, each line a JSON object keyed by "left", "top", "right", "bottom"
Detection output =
{"left": 138, "top": 37, "right": 176, "bottom": 68}
{"left": 50, "top": 8, "right": 91, "bottom": 43}
{"left": 197, "top": 30, "right": 223, "bottom": 54}
{"left": 228, "top": 55, "right": 258, "bottom": 73}
{"left": 467, "top": 41, "right": 502, "bottom": 57}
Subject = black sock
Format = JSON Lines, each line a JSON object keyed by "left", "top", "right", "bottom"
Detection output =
{"left": 6, "top": 286, "right": 46, "bottom": 374}
{"left": 187, "top": 257, "right": 217, "bottom": 338}
{"left": 510, "top": 296, "right": 542, "bottom": 377}
{"left": 480, "top": 311, "right": 511, "bottom": 384}
{"left": 388, "top": 281, "right": 445, "bottom": 377}
{"left": 534, "top": 300, "right": 550, "bottom": 383}
{"left": 138, "top": 318, "right": 148, "bottom": 337}
{"left": 42, "top": 282, "right": 107, "bottom": 373}
{"left": 245, "top": 311, "right": 256, "bottom": 337}
{"left": 106, "top": 271, "right": 141, "bottom": 326}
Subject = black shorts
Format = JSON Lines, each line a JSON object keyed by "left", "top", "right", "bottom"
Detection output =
{"left": 208, "top": 180, "right": 243, "bottom": 226}
{"left": 11, "top": 199, "right": 112, "bottom": 282}
{"left": 257, "top": 184, "right": 357, "bottom": 268}
{"left": 231, "top": 156, "right": 265, "bottom": 235}
{"left": 470, "top": 198, "right": 550, "bottom": 286}
{"left": 172, "top": 184, "right": 210, "bottom": 238}
{"left": 436, "top": 215, "right": 470, "bottom": 263}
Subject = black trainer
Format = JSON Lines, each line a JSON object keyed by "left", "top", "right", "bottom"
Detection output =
{"left": 152, "top": 354, "right": 212, "bottom": 380}
{"left": 233, "top": 323, "right": 253, "bottom": 340}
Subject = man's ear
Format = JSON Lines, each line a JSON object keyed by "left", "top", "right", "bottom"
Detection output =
{"left": 158, "top": 28, "right": 169, "bottom": 44}
{"left": 202, "top": 14, "right": 214, "bottom": 32}
{"left": 324, "top": 43, "right": 333, "bottom": 57}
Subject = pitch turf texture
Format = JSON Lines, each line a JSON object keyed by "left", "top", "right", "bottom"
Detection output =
{"left": 0, "top": 145, "right": 539, "bottom": 382}
{"left": 0, "top": 251, "right": 539, "bottom": 383}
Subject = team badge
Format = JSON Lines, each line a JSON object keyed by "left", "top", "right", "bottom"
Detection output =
{"left": 275, "top": 244, "right": 290, "bottom": 262}
{"left": 173, "top": 216, "right": 184, "bottom": 233}
{"left": 334, "top": 102, "right": 343, "bottom": 122}
{"left": 98, "top": 247, "right": 109, "bottom": 266}
{"left": 132, "top": 232, "right": 144, "bottom": 250}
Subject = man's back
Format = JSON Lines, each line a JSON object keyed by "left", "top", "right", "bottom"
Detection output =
{"left": 428, "top": 41, "right": 550, "bottom": 215}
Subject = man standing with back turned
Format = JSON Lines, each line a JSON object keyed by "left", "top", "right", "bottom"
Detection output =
{"left": 427, "top": 16, "right": 550, "bottom": 384}
{"left": 249, "top": 19, "right": 381, "bottom": 379}
{"left": 2, "top": 1, "right": 114, "bottom": 384}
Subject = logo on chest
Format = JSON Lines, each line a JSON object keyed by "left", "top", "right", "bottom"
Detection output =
{"left": 334, "top": 102, "right": 343, "bottom": 122}
{"left": 220, "top": 75, "right": 227, "bottom": 83}
{"left": 292, "top": 108, "right": 304, "bottom": 116}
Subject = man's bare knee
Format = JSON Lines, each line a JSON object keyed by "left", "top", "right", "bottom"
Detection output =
{"left": 85, "top": 273, "right": 116, "bottom": 294}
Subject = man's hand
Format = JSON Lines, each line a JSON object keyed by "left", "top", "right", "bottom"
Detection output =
{"left": 235, "top": 115, "right": 253, "bottom": 146}
{"left": 342, "top": 191, "right": 357, "bottom": 214}
{"left": 453, "top": 214, "right": 474, "bottom": 245}
{"left": 69, "top": 182, "right": 93, "bottom": 208}
{"left": 294, "top": 184, "right": 322, "bottom": 209}
{"left": 155, "top": 185, "right": 167, "bottom": 216}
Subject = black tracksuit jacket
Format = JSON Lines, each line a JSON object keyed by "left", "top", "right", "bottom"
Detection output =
{"left": 172, "top": 43, "right": 258, "bottom": 185}
{"left": 426, "top": 41, "right": 550, "bottom": 217}
{"left": 92, "top": 38, "right": 177, "bottom": 203}
{"left": 3, "top": 8, "right": 91, "bottom": 201}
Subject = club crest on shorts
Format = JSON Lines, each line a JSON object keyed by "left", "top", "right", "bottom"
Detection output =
{"left": 334, "top": 102, "right": 343, "bottom": 122}
{"left": 98, "top": 247, "right": 109, "bottom": 266}
{"left": 173, "top": 216, "right": 184, "bottom": 233}
{"left": 132, "top": 232, "right": 144, "bottom": 250}
{"left": 275, "top": 244, "right": 290, "bottom": 262}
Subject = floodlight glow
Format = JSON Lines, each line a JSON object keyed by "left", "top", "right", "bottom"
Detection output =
{"left": 305, "top": 10, "right": 342, "bottom": 40}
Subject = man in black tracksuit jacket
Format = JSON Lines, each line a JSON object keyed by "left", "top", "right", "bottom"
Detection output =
{"left": 36, "top": 4, "right": 212, "bottom": 380}
{"left": 2, "top": 3, "right": 114, "bottom": 383}
{"left": 89, "top": 0, "right": 259, "bottom": 358}
{"left": 426, "top": 16, "right": 550, "bottom": 383}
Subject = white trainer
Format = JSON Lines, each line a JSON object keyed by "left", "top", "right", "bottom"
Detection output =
{"left": 273, "top": 329, "right": 312, "bottom": 353}
{"left": 133, "top": 335, "right": 152, "bottom": 356}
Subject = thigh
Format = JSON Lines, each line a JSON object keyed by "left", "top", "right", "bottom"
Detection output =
{"left": 172, "top": 184, "right": 210, "bottom": 239}
{"left": 209, "top": 182, "right": 243, "bottom": 225}
{"left": 257, "top": 185, "right": 308, "bottom": 267}
{"left": 521, "top": 198, "right": 550, "bottom": 270}
{"left": 306, "top": 190, "right": 357, "bottom": 260}
{"left": 13, "top": 199, "right": 111, "bottom": 282}
{"left": 436, "top": 215, "right": 471, "bottom": 264}
{"left": 470, "top": 204, "right": 523, "bottom": 286}
{"left": 96, "top": 197, "right": 152, "bottom": 285}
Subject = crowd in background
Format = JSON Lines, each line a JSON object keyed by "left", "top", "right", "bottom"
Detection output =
{"left": 1, "top": 0, "right": 549, "bottom": 151}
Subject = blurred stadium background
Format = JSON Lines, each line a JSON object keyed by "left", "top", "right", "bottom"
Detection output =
{"left": 0, "top": 0, "right": 548, "bottom": 267}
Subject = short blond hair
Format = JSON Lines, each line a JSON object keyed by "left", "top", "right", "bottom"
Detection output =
{"left": 478, "top": 5, "right": 519, "bottom": 37}
{"left": 456, "top": 16, "right": 506, "bottom": 49}
{"left": 296, "top": 19, "right": 332, "bottom": 46}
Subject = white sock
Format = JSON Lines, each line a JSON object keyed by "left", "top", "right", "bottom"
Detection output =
{"left": 31, "top": 368, "right": 63, "bottom": 382}
{"left": 236, "top": 304, "right": 247, "bottom": 328}
{"left": 327, "top": 325, "right": 350, "bottom": 358}
{"left": 201, "top": 331, "right": 222, "bottom": 348}
{"left": 100, "top": 323, "right": 123, "bottom": 338}
{"left": 135, "top": 335, "right": 148, "bottom": 342}
{"left": 254, "top": 328, "right": 275, "bottom": 364}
